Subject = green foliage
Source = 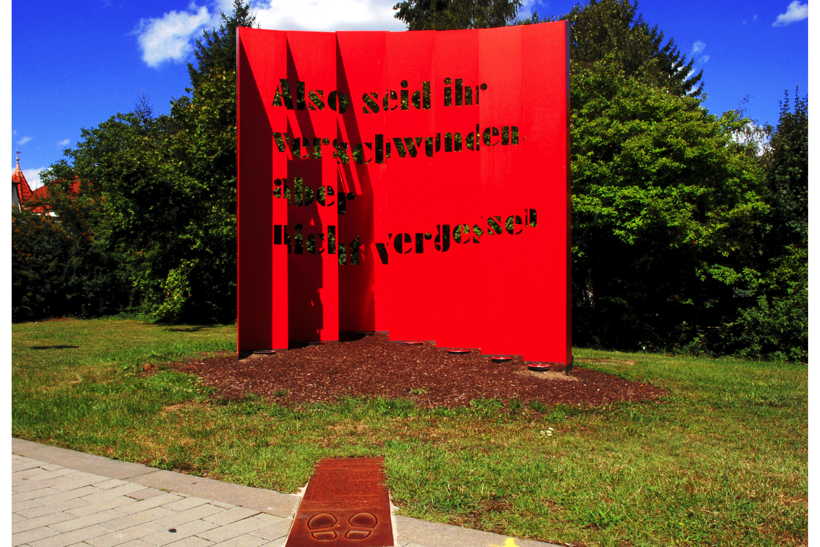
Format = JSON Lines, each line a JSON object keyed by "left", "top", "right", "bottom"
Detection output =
{"left": 570, "top": 56, "right": 766, "bottom": 352}
{"left": 565, "top": 0, "right": 702, "bottom": 97}
{"left": 393, "top": 0, "right": 521, "bottom": 30}
{"left": 733, "top": 247, "right": 808, "bottom": 363}
{"left": 12, "top": 195, "right": 123, "bottom": 322}
{"left": 18, "top": 0, "right": 255, "bottom": 324}
{"left": 54, "top": 67, "right": 238, "bottom": 323}
{"left": 725, "top": 91, "right": 809, "bottom": 362}
{"left": 187, "top": 0, "right": 257, "bottom": 90}
{"left": 763, "top": 90, "right": 808, "bottom": 252}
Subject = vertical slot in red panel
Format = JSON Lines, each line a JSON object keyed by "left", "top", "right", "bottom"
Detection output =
{"left": 478, "top": 26, "right": 524, "bottom": 357}
{"left": 237, "top": 28, "right": 288, "bottom": 351}
{"left": 432, "top": 30, "right": 483, "bottom": 350}
{"left": 285, "top": 31, "right": 339, "bottom": 342}
{"left": 383, "top": 31, "right": 437, "bottom": 342}
{"left": 519, "top": 23, "right": 571, "bottom": 364}
{"left": 336, "top": 32, "right": 388, "bottom": 333}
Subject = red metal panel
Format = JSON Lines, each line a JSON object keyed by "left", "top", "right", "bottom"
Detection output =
{"left": 476, "top": 23, "right": 570, "bottom": 364}
{"left": 477, "top": 26, "right": 524, "bottom": 357}
{"left": 336, "top": 32, "right": 387, "bottom": 333}
{"left": 432, "top": 30, "right": 483, "bottom": 350}
{"left": 383, "top": 31, "right": 438, "bottom": 342}
{"left": 518, "top": 22, "right": 571, "bottom": 364}
{"left": 237, "top": 28, "right": 288, "bottom": 351}
{"left": 237, "top": 25, "right": 570, "bottom": 360}
{"left": 284, "top": 31, "right": 340, "bottom": 342}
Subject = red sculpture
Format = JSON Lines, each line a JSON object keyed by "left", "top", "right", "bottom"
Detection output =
{"left": 237, "top": 24, "right": 571, "bottom": 365}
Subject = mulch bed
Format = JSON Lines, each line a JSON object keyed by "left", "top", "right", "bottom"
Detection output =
{"left": 170, "top": 333, "right": 667, "bottom": 409}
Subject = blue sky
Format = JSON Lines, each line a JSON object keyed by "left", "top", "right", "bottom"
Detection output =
{"left": 9, "top": 0, "right": 809, "bottom": 188}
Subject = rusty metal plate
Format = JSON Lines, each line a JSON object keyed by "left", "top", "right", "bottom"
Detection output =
{"left": 286, "top": 458, "right": 393, "bottom": 547}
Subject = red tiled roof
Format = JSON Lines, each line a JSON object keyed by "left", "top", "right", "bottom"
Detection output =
{"left": 13, "top": 158, "right": 82, "bottom": 213}
{"left": 12, "top": 161, "right": 33, "bottom": 204}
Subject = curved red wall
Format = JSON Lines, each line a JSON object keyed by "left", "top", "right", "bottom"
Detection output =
{"left": 237, "top": 24, "right": 571, "bottom": 364}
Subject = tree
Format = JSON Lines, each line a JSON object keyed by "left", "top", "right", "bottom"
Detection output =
{"left": 728, "top": 90, "right": 808, "bottom": 362}
{"left": 12, "top": 181, "right": 124, "bottom": 322}
{"left": 522, "top": 0, "right": 702, "bottom": 97}
{"left": 763, "top": 89, "right": 808, "bottom": 252}
{"left": 24, "top": 0, "right": 256, "bottom": 323}
{"left": 50, "top": 66, "right": 239, "bottom": 323}
{"left": 570, "top": 55, "right": 765, "bottom": 351}
{"left": 188, "top": 0, "right": 257, "bottom": 90}
{"left": 393, "top": 0, "right": 521, "bottom": 30}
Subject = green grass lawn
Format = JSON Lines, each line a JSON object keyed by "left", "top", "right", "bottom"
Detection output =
{"left": 12, "top": 318, "right": 807, "bottom": 546}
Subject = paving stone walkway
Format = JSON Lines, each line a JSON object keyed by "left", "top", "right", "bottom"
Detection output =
{"left": 12, "top": 438, "right": 562, "bottom": 547}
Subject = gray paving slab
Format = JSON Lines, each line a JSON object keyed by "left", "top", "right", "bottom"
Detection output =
{"left": 12, "top": 439, "right": 564, "bottom": 547}
{"left": 18, "top": 485, "right": 102, "bottom": 512}
{"left": 197, "top": 519, "right": 262, "bottom": 543}
{"left": 12, "top": 525, "right": 61, "bottom": 547}
{"left": 12, "top": 512, "right": 27, "bottom": 523}
{"left": 50, "top": 508, "right": 129, "bottom": 533}
{"left": 105, "top": 541, "right": 155, "bottom": 547}
{"left": 16, "top": 497, "right": 91, "bottom": 519}
{"left": 140, "top": 517, "right": 219, "bottom": 546}
{"left": 51, "top": 476, "right": 111, "bottom": 493}
{"left": 76, "top": 482, "right": 148, "bottom": 503}
{"left": 211, "top": 535, "right": 267, "bottom": 547}
{"left": 246, "top": 518, "right": 290, "bottom": 542}
{"left": 13, "top": 457, "right": 47, "bottom": 472}
{"left": 85, "top": 522, "right": 167, "bottom": 547}
{"left": 100, "top": 506, "right": 177, "bottom": 531}
{"left": 165, "top": 537, "right": 214, "bottom": 547}
{"left": 130, "top": 488, "right": 169, "bottom": 501}
{"left": 160, "top": 496, "right": 210, "bottom": 512}
{"left": 131, "top": 472, "right": 299, "bottom": 518}
{"left": 14, "top": 466, "right": 57, "bottom": 481}
{"left": 18, "top": 468, "right": 78, "bottom": 483}
{"left": 66, "top": 494, "right": 138, "bottom": 517}
{"left": 12, "top": 510, "right": 76, "bottom": 534}
{"left": 150, "top": 503, "right": 225, "bottom": 528}
{"left": 15, "top": 474, "right": 87, "bottom": 494}
{"left": 93, "top": 478, "right": 131, "bottom": 490}
{"left": 27, "top": 524, "right": 111, "bottom": 547}
{"left": 198, "top": 513, "right": 281, "bottom": 543}
{"left": 13, "top": 486, "right": 61, "bottom": 503}
{"left": 117, "top": 493, "right": 184, "bottom": 515}
{"left": 12, "top": 438, "right": 157, "bottom": 480}
{"left": 202, "top": 507, "right": 260, "bottom": 527}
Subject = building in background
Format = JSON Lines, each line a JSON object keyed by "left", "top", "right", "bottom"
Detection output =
{"left": 11, "top": 153, "right": 33, "bottom": 211}
{"left": 12, "top": 153, "right": 78, "bottom": 216}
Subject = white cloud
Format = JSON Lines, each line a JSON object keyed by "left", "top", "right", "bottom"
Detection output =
{"left": 731, "top": 122, "right": 770, "bottom": 155}
{"left": 701, "top": 55, "right": 710, "bottom": 63}
{"left": 692, "top": 41, "right": 706, "bottom": 54}
{"left": 136, "top": 3, "right": 213, "bottom": 68}
{"left": 135, "top": 0, "right": 406, "bottom": 67}
{"left": 17, "top": 136, "right": 32, "bottom": 145}
{"left": 57, "top": 139, "right": 70, "bottom": 147}
{"left": 24, "top": 168, "right": 48, "bottom": 190}
{"left": 773, "top": 1, "right": 808, "bottom": 26}
{"left": 252, "top": 0, "right": 406, "bottom": 32}
{"left": 753, "top": 14, "right": 758, "bottom": 21}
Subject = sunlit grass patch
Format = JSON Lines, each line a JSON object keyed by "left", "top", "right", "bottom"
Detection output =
{"left": 12, "top": 319, "right": 807, "bottom": 546}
